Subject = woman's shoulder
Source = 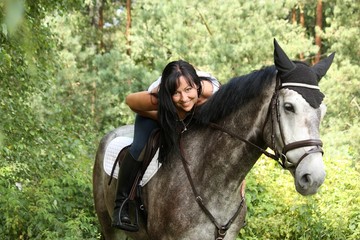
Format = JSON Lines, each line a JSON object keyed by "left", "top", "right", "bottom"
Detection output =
{"left": 196, "top": 70, "right": 215, "bottom": 80}
{"left": 196, "top": 70, "right": 220, "bottom": 93}
{"left": 148, "top": 76, "right": 162, "bottom": 92}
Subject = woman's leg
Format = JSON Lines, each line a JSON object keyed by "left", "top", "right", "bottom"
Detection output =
{"left": 129, "top": 115, "right": 159, "bottom": 160}
{"left": 112, "top": 115, "right": 158, "bottom": 230}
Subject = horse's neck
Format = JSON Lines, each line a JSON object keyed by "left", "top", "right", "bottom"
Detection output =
{"left": 184, "top": 89, "right": 273, "bottom": 194}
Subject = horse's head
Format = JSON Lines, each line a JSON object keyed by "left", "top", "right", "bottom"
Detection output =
{"left": 270, "top": 39, "right": 335, "bottom": 195}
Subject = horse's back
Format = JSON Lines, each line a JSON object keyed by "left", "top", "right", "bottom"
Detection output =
{"left": 101, "top": 125, "right": 135, "bottom": 144}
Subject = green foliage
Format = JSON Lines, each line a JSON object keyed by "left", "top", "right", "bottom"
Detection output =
{"left": 1, "top": 0, "right": 100, "bottom": 239}
{"left": 320, "top": 0, "right": 360, "bottom": 163}
{"left": 130, "top": 0, "right": 316, "bottom": 81}
{"left": 239, "top": 156, "right": 360, "bottom": 240}
{"left": 0, "top": 169, "right": 97, "bottom": 239}
{"left": 1, "top": 0, "right": 359, "bottom": 239}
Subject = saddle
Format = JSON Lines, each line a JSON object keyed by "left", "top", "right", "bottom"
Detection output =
{"left": 109, "top": 128, "right": 160, "bottom": 230}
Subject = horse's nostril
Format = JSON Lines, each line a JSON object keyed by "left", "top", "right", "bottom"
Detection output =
{"left": 300, "top": 174, "right": 313, "bottom": 189}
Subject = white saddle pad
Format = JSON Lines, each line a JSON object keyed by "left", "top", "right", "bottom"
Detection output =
{"left": 103, "top": 136, "right": 161, "bottom": 186}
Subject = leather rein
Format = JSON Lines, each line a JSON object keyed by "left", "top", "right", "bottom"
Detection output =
{"left": 178, "top": 75, "right": 324, "bottom": 240}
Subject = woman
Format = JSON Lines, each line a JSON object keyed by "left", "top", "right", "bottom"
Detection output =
{"left": 112, "top": 60, "right": 220, "bottom": 230}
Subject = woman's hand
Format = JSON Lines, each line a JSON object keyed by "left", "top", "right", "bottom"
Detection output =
{"left": 197, "top": 80, "right": 214, "bottom": 105}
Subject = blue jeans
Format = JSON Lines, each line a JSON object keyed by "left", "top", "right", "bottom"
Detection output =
{"left": 128, "top": 115, "right": 159, "bottom": 161}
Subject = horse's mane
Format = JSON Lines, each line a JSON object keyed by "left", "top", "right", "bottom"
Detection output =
{"left": 196, "top": 65, "right": 277, "bottom": 124}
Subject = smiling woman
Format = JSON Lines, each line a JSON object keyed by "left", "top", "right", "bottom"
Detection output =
{"left": 171, "top": 76, "right": 199, "bottom": 119}
{"left": 111, "top": 60, "right": 220, "bottom": 231}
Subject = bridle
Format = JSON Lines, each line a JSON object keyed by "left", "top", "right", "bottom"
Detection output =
{"left": 268, "top": 76, "right": 324, "bottom": 169}
{"left": 207, "top": 76, "right": 324, "bottom": 170}
{"left": 210, "top": 75, "right": 324, "bottom": 169}
{"left": 178, "top": 74, "right": 324, "bottom": 240}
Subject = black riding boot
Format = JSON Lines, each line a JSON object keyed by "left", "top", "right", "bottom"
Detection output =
{"left": 111, "top": 151, "right": 142, "bottom": 230}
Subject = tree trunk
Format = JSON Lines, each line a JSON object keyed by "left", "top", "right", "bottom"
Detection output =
{"left": 90, "top": 0, "right": 104, "bottom": 117}
{"left": 126, "top": 0, "right": 131, "bottom": 56}
{"left": 90, "top": 0, "right": 105, "bottom": 53}
{"left": 291, "top": 7, "right": 297, "bottom": 24}
{"left": 315, "top": 0, "right": 323, "bottom": 63}
{"left": 299, "top": 3, "right": 305, "bottom": 60}
{"left": 98, "top": 0, "right": 104, "bottom": 53}
{"left": 292, "top": 4, "right": 305, "bottom": 60}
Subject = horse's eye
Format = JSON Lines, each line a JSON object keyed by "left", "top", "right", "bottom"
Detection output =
{"left": 284, "top": 103, "right": 295, "bottom": 113}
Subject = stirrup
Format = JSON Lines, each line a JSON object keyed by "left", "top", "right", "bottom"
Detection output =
{"left": 117, "top": 197, "right": 139, "bottom": 232}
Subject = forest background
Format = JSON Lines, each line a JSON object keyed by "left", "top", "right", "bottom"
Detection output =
{"left": 0, "top": 0, "right": 359, "bottom": 239}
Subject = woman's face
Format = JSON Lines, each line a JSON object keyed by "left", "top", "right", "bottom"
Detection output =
{"left": 172, "top": 76, "right": 199, "bottom": 119}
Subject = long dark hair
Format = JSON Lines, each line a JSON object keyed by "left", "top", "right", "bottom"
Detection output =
{"left": 158, "top": 60, "right": 202, "bottom": 163}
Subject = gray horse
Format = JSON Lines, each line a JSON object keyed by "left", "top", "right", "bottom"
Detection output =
{"left": 93, "top": 39, "right": 334, "bottom": 240}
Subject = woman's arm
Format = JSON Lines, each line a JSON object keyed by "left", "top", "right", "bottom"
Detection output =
{"left": 125, "top": 90, "right": 158, "bottom": 120}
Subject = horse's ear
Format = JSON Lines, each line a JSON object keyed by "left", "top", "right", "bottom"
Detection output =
{"left": 273, "top": 38, "right": 296, "bottom": 77}
{"left": 312, "top": 52, "right": 335, "bottom": 82}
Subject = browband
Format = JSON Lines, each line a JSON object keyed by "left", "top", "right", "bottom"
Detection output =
{"left": 281, "top": 82, "right": 320, "bottom": 90}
